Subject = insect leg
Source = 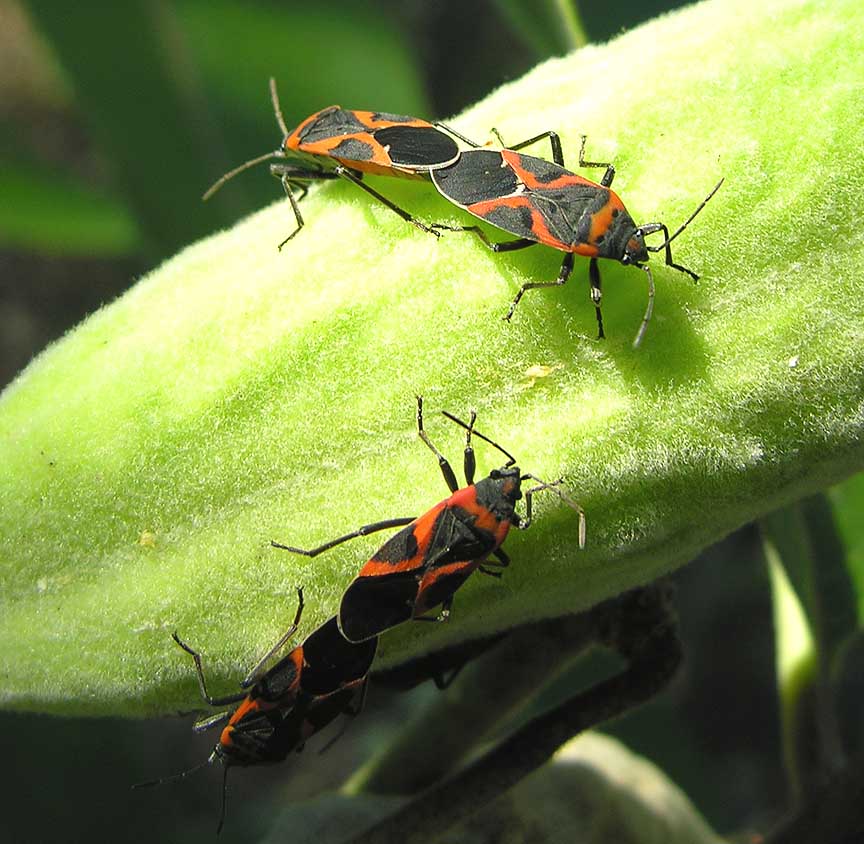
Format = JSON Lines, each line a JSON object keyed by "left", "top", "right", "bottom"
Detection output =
{"left": 434, "top": 122, "right": 484, "bottom": 148}
{"left": 433, "top": 122, "right": 565, "bottom": 166}
{"left": 344, "top": 676, "right": 370, "bottom": 718}
{"left": 240, "top": 587, "right": 305, "bottom": 688}
{"left": 431, "top": 221, "right": 539, "bottom": 253}
{"left": 578, "top": 135, "right": 615, "bottom": 187}
{"left": 269, "top": 164, "right": 338, "bottom": 248}
{"left": 489, "top": 129, "right": 564, "bottom": 166}
{"left": 640, "top": 222, "right": 698, "bottom": 279}
{"left": 505, "top": 252, "right": 575, "bottom": 322}
{"left": 589, "top": 258, "right": 605, "bottom": 340}
{"left": 413, "top": 595, "right": 454, "bottom": 623}
{"left": 316, "top": 679, "right": 370, "bottom": 754}
{"left": 172, "top": 634, "right": 248, "bottom": 707}
{"left": 191, "top": 710, "right": 232, "bottom": 733}
{"left": 519, "top": 476, "right": 586, "bottom": 549}
{"left": 417, "top": 395, "right": 460, "bottom": 493}
{"left": 271, "top": 517, "right": 416, "bottom": 557}
{"left": 493, "top": 547, "right": 511, "bottom": 566}
{"left": 333, "top": 164, "right": 441, "bottom": 237}
{"left": 432, "top": 661, "right": 469, "bottom": 690}
{"left": 641, "top": 178, "right": 723, "bottom": 275}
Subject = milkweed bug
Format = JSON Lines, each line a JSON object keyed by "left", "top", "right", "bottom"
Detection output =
{"left": 204, "top": 78, "right": 469, "bottom": 245}
{"left": 134, "top": 589, "right": 377, "bottom": 833}
{"left": 430, "top": 133, "right": 723, "bottom": 346}
{"left": 271, "top": 397, "right": 585, "bottom": 643}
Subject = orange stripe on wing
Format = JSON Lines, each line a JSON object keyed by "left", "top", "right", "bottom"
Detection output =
{"left": 588, "top": 192, "right": 627, "bottom": 246}
{"left": 304, "top": 133, "right": 393, "bottom": 168}
{"left": 283, "top": 106, "right": 341, "bottom": 151}
{"left": 413, "top": 559, "right": 481, "bottom": 617}
{"left": 221, "top": 697, "right": 274, "bottom": 747}
{"left": 356, "top": 503, "right": 445, "bottom": 577}
{"left": 352, "top": 110, "right": 432, "bottom": 130}
{"left": 468, "top": 194, "right": 574, "bottom": 252}
{"left": 502, "top": 150, "right": 598, "bottom": 192}
{"left": 440, "top": 485, "right": 514, "bottom": 545}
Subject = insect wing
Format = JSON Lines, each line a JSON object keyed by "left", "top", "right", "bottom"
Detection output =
{"left": 411, "top": 506, "right": 499, "bottom": 616}
{"left": 288, "top": 107, "right": 457, "bottom": 174}
{"left": 220, "top": 707, "right": 285, "bottom": 765}
{"left": 373, "top": 124, "right": 459, "bottom": 169}
{"left": 338, "top": 571, "right": 421, "bottom": 642}
{"left": 253, "top": 648, "right": 304, "bottom": 704}
{"left": 431, "top": 149, "right": 521, "bottom": 207}
{"left": 299, "top": 616, "right": 378, "bottom": 696}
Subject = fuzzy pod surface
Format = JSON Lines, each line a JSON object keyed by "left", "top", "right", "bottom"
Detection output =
{"left": 1, "top": 0, "right": 863, "bottom": 715}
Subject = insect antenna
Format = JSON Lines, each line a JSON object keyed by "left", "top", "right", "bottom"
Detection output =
{"left": 632, "top": 265, "right": 655, "bottom": 349}
{"left": 441, "top": 410, "right": 517, "bottom": 467}
{"left": 202, "top": 150, "right": 285, "bottom": 201}
{"left": 201, "top": 78, "right": 292, "bottom": 202}
{"left": 133, "top": 750, "right": 234, "bottom": 835}
{"left": 520, "top": 474, "right": 586, "bottom": 549}
{"left": 646, "top": 178, "right": 724, "bottom": 251}
{"left": 216, "top": 764, "right": 230, "bottom": 835}
{"left": 132, "top": 749, "right": 217, "bottom": 790}
{"left": 268, "top": 76, "right": 290, "bottom": 138}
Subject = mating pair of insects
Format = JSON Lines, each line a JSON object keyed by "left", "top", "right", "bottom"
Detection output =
{"left": 206, "top": 79, "right": 722, "bottom": 347}
{"left": 139, "top": 398, "right": 584, "bottom": 831}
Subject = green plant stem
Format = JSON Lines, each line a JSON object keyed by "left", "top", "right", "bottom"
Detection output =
{"left": 346, "top": 583, "right": 682, "bottom": 844}
{"left": 350, "top": 614, "right": 597, "bottom": 795}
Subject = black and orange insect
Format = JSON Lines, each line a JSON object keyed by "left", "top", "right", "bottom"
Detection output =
{"left": 135, "top": 589, "right": 377, "bottom": 832}
{"left": 272, "top": 398, "right": 585, "bottom": 643}
{"left": 429, "top": 132, "right": 723, "bottom": 346}
{"left": 204, "top": 78, "right": 470, "bottom": 244}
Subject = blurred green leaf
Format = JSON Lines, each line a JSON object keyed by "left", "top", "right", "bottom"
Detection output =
{"left": 23, "top": 1, "right": 431, "bottom": 259}
{"left": 761, "top": 496, "right": 858, "bottom": 670}
{"left": 260, "top": 794, "right": 403, "bottom": 844}
{"left": 830, "top": 474, "right": 864, "bottom": 615}
{"left": 180, "top": 0, "right": 429, "bottom": 117}
{"left": 350, "top": 616, "right": 597, "bottom": 795}
{"left": 763, "top": 535, "right": 816, "bottom": 796}
{"left": 493, "top": 0, "right": 588, "bottom": 56}
{"left": 177, "top": 0, "right": 429, "bottom": 224}
{"left": 177, "top": 0, "right": 431, "bottom": 221}
{"left": 434, "top": 732, "right": 721, "bottom": 844}
{"left": 1, "top": 0, "right": 863, "bottom": 719}
{"left": 0, "top": 156, "right": 140, "bottom": 256}
{"left": 24, "top": 0, "right": 227, "bottom": 258}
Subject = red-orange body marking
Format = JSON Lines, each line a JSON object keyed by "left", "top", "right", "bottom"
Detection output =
{"left": 282, "top": 105, "right": 460, "bottom": 177}
{"left": 338, "top": 468, "right": 524, "bottom": 643}
{"left": 433, "top": 148, "right": 636, "bottom": 258}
